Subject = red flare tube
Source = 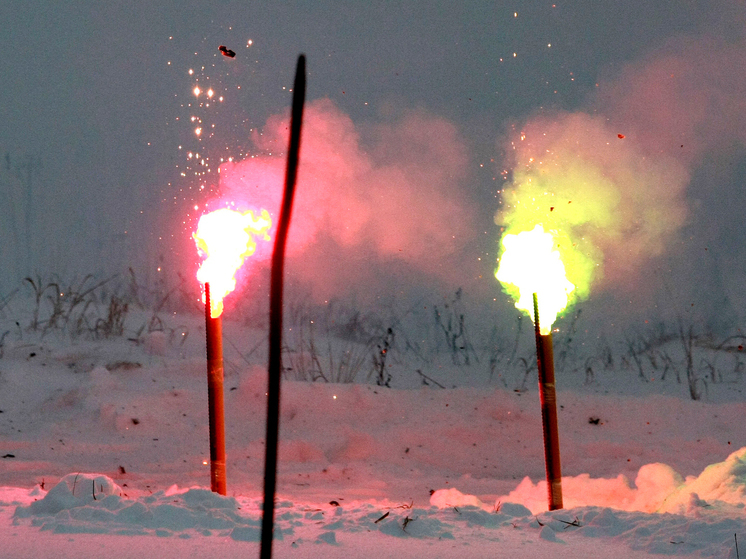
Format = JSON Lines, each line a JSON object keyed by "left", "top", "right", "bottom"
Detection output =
{"left": 533, "top": 293, "right": 563, "bottom": 510}
{"left": 205, "top": 282, "right": 227, "bottom": 495}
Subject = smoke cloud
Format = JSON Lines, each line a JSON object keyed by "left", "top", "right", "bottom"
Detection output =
{"left": 595, "top": 36, "right": 746, "bottom": 166}
{"left": 496, "top": 36, "right": 746, "bottom": 311}
{"left": 498, "top": 112, "right": 690, "bottom": 294}
{"left": 217, "top": 99, "right": 477, "bottom": 301}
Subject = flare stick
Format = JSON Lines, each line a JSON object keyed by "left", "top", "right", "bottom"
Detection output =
{"left": 533, "top": 292, "right": 563, "bottom": 510}
{"left": 204, "top": 282, "right": 226, "bottom": 495}
{"left": 261, "top": 54, "right": 306, "bottom": 559}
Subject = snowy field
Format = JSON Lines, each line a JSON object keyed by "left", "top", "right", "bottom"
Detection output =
{"left": 1, "top": 288, "right": 746, "bottom": 558}
{"left": 4, "top": 1, "right": 746, "bottom": 557}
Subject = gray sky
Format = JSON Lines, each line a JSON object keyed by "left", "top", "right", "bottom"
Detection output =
{"left": 1, "top": 1, "right": 745, "bottom": 335}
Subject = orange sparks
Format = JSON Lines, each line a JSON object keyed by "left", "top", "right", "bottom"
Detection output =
{"left": 194, "top": 208, "right": 272, "bottom": 318}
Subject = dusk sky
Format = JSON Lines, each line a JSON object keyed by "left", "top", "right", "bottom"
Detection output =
{"left": 2, "top": 1, "right": 746, "bottom": 336}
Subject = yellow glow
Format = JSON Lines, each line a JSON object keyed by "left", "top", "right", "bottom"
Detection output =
{"left": 496, "top": 225, "right": 574, "bottom": 335}
{"left": 193, "top": 86, "right": 201, "bottom": 96}
{"left": 194, "top": 208, "right": 272, "bottom": 318}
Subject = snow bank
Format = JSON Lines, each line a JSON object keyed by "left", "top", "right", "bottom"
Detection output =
{"left": 495, "top": 447, "right": 746, "bottom": 517}
{"left": 11, "top": 476, "right": 532, "bottom": 543}
{"left": 10, "top": 473, "right": 746, "bottom": 556}
{"left": 419, "top": 450, "right": 746, "bottom": 554}
{"left": 16, "top": 473, "right": 122, "bottom": 516}
{"left": 14, "top": 475, "right": 265, "bottom": 539}
{"left": 659, "top": 447, "right": 746, "bottom": 515}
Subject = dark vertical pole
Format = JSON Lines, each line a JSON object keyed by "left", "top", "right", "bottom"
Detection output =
{"left": 261, "top": 55, "right": 306, "bottom": 559}
{"left": 533, "top": 293, "right": 563, "bottom": 510}
{"left": 205, "top": 282, "right": 227, "bottom": 495}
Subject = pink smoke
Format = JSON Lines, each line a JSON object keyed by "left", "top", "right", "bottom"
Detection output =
{"left": 596, "top": 36, "right": 746, "bottom": 166}
{"left": 217, "top": 99, "right": 476, "bottom": 299}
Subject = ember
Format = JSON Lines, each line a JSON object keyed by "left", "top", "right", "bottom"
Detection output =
{"left": 218, "top": 45, "right": 236, "bottom": 58}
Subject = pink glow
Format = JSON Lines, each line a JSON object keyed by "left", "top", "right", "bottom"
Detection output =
{"left": 217, "top": 99, "right": 477, "bottom": 299}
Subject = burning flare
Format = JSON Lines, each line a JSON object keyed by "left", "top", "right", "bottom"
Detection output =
{"left": 194, "top": 208, "right": 272, "bottom": 317}
{"left": 496, "top": 225, "right": 574, "bottom": 335}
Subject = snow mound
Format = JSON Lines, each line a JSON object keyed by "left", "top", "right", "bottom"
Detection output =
{"left": 430, "top": 487, "right": 491, "bottom": 511}
{"left": 659, "top": 446, "right": 746, "bottom": 515}
{"left": 16, "top": 473, "right": 123, "bottom": 516}
{"left": 539, "top": 506, "right": 746, "bottom": 556}
{"left": 499, "top": 447, "right": 746, "bottom": 517}
{"left": 13, "top": 477, "right": 265, "bottom": 537}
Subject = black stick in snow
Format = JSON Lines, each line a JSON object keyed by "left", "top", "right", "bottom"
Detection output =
{"left": 260, "top": 54, "right": 306, "bottom": 559}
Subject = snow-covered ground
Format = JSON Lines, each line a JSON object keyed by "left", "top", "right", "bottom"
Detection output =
{"left": 1, "top": 291, "right": 746, "bottom": 558}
